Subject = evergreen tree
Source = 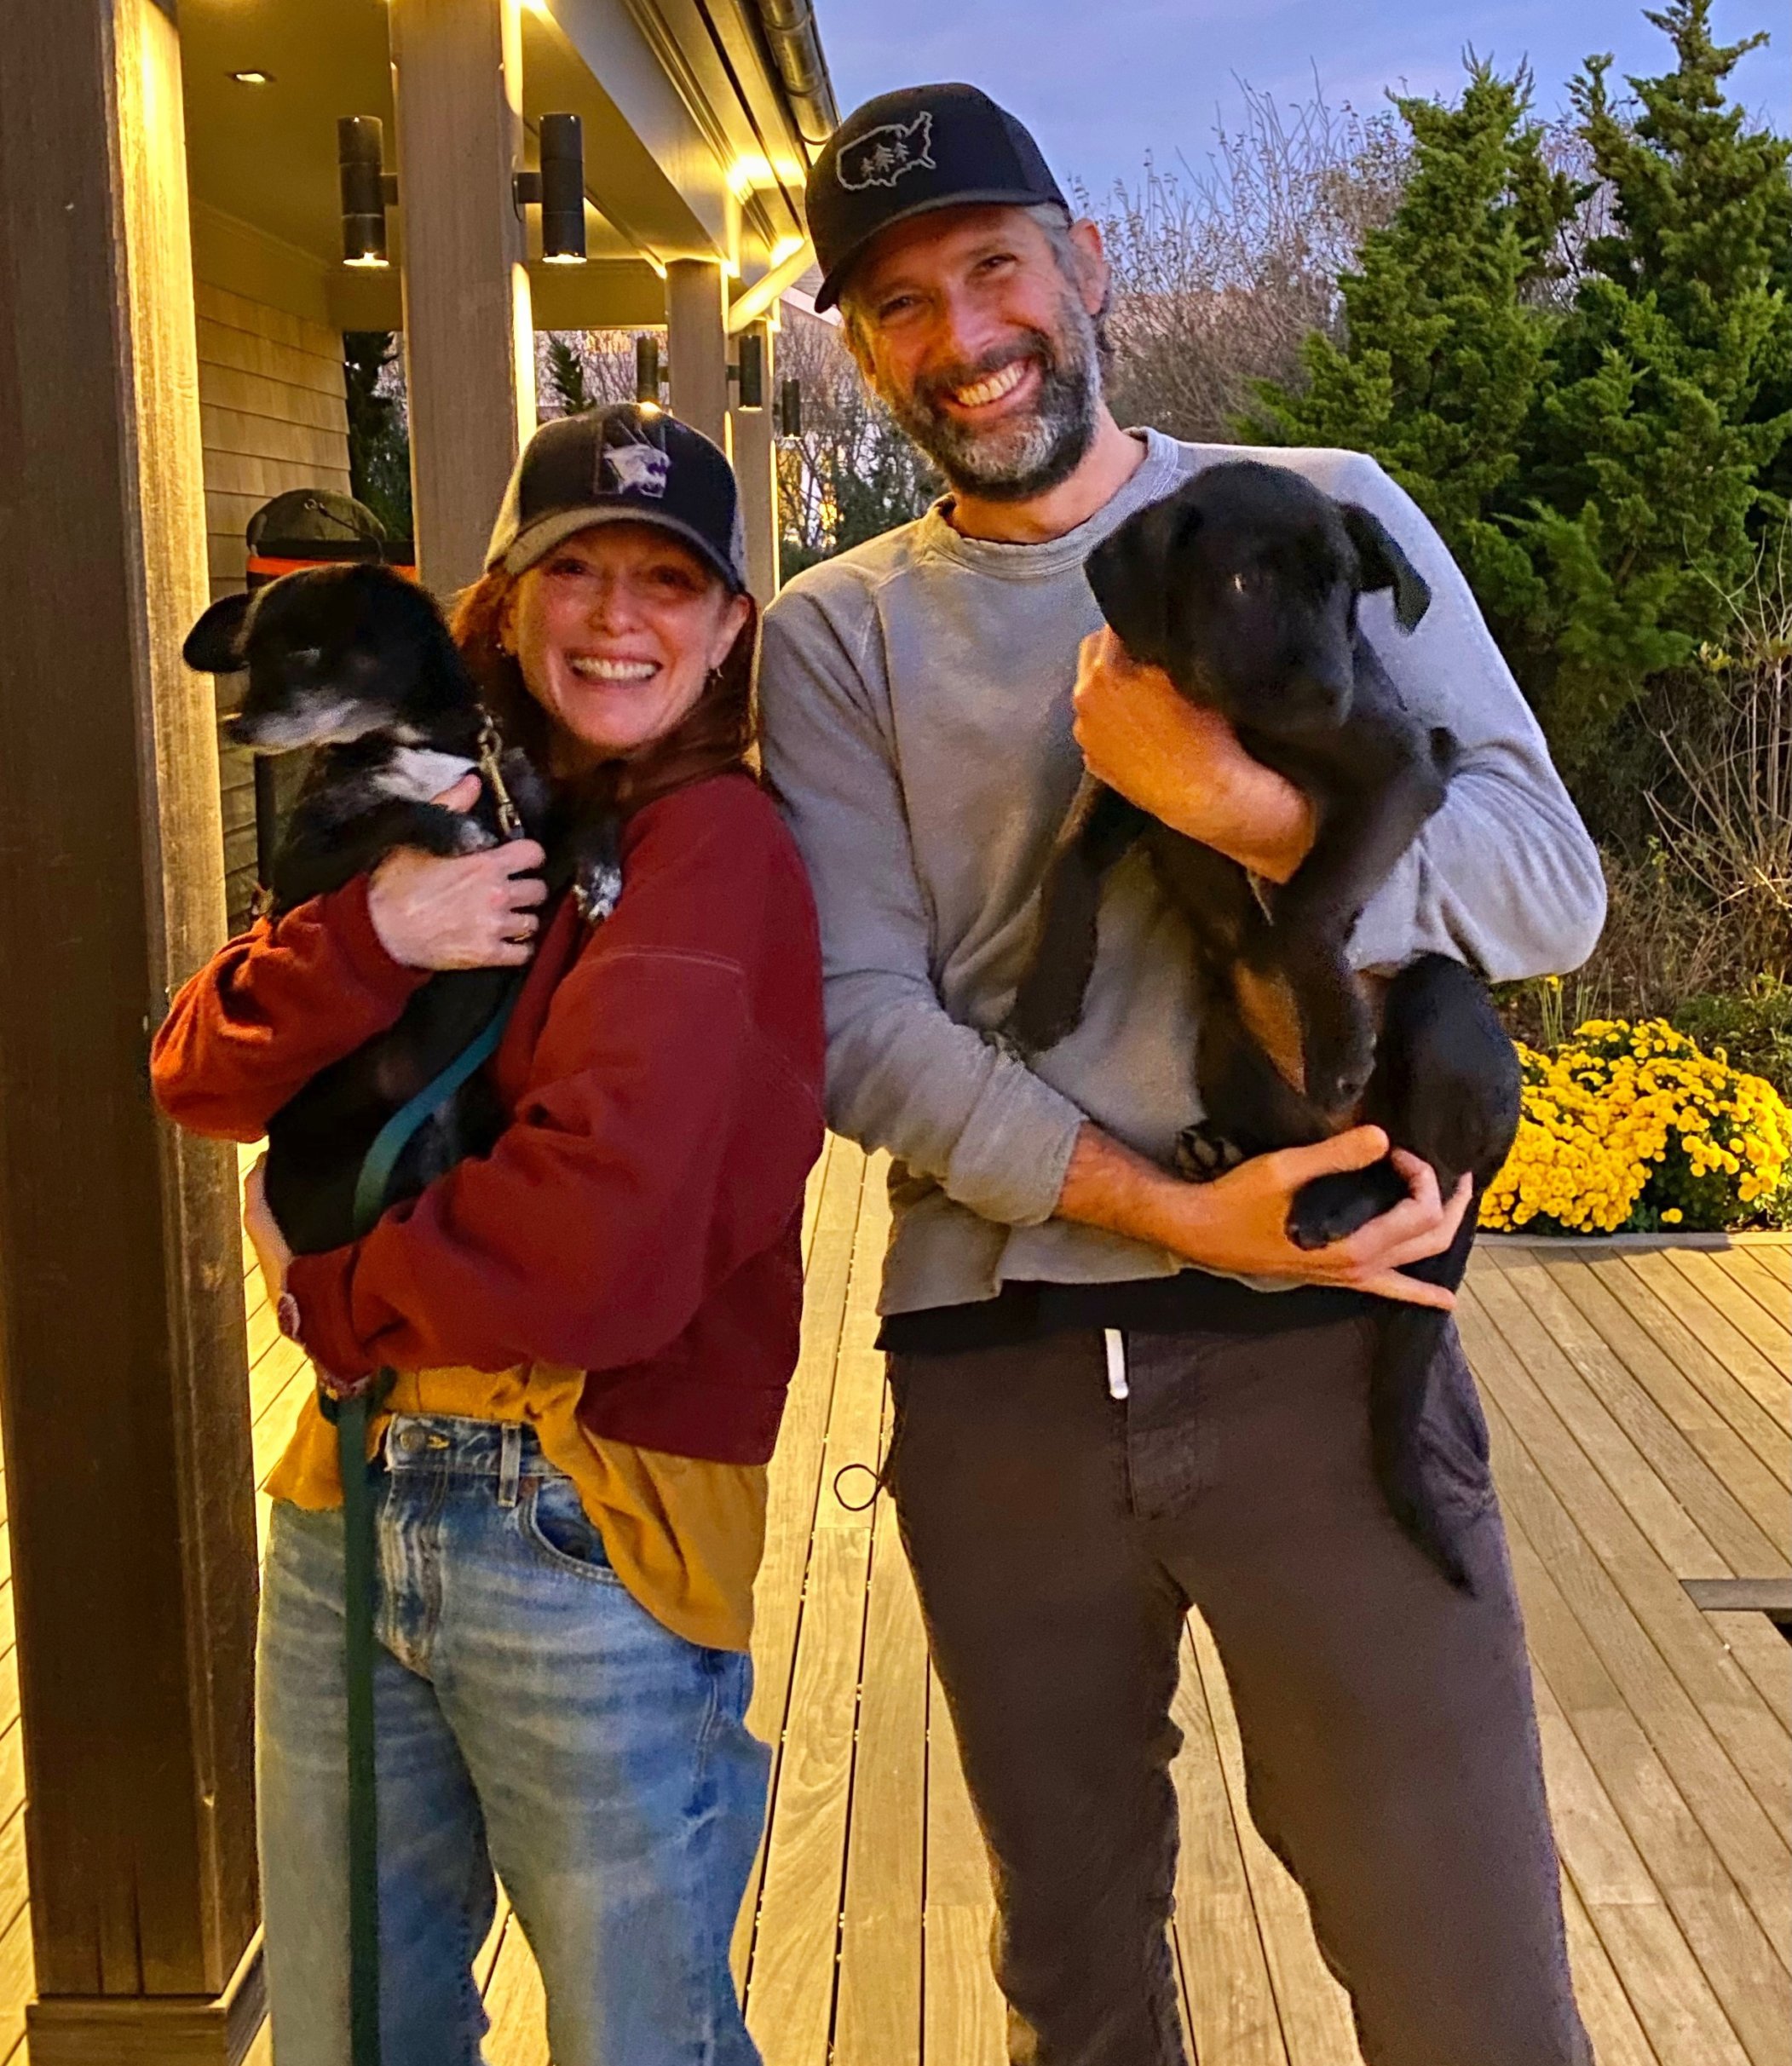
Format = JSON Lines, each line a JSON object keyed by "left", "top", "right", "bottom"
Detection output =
{"left": 343, "top": 331, "right": 413, "bottom": 548}
{"left": 1512, "top": 1, "right": 1792, "bottom": 762}
{"left": 545, "top": 334, "right": 594, "bottom": 417}
{"left": 1242, "top": 64, "right": 1576, "bottom": 629}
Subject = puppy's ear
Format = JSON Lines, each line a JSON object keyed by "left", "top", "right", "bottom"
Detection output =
{"left": 182, "top": 591, "right": 255, "bottom": 673}
{"left": 1340, "top": 504, "right": 1431, "bottom": 631}
{"left": 1084, "top": 492, "right": 1201, "bottom": 667}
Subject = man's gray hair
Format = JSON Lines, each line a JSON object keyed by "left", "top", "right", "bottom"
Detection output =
{"left": 838, "top": 202, "right": 1112, "bottom": 371}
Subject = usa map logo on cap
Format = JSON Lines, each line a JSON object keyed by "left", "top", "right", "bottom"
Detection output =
{"left": 838, "top": 112, "right": 936, "bottom": 192}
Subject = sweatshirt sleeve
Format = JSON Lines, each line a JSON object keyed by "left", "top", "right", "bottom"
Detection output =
{"left": 759, "top": 582, "right": 1085, "bottom": 1230}
{"left": 1328, "top": 454, "right": 1608, "bottom": 980}
{"left": 151, "top": 876, "right": 429, "bottom": 1142}
{"left": 285, "top": 790, "right": 823, "bottom": 1384}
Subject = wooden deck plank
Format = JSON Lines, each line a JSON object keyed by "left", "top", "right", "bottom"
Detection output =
{"left": 1475, "top": 1250, "right": 1787, "bottom": 1578}
{"left": 1541, "top": 1257, "right": 1792, "bottom": 1523}
{"left": 731, "top": 1144, "right": 867, "bottom": 1986}
{"left": 1472, "top": 1256, "right": 1760, "bottom": 1580}
{"left": 1473, "top": 1382, "right": 1792, "bottom": 2062}
{"left": 833, "top": 1465, "right": 927, "bottom": 2066}
{"left": 1462, "top": 1286, "right": 1792, "bottom": 1843}
{"left": 1702, "top": 1610, "right": 1792, "bottom": 1721}
{"left": 1662, "top": 1247, "right": 1792, "bottom": 1369}
{"left": 1619, "top": 1250, "right": 1792, "bottom": 1436}
{"left": 1530, "top": 1663, "right": 1744, "bottom": 2066}
{"left": 742, "top": 1436, "right": 879, "bottom": 2061}
{"left": 1713, "top": 1246, "right": 1792, "bottom": 1324}
{"left": 1732, "top": 1239, "right": 1789, "bottom": 1286}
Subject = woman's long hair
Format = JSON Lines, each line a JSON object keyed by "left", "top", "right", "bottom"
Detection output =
{"left": 451, "top": 560, "right": 758, "bottom": 820}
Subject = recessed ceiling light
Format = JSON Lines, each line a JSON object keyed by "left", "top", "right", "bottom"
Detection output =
{"left": 229, "top": 71, "right": 273, "bottom": 86}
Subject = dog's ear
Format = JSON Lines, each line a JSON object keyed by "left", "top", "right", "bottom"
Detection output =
{"left": 182, "top": 591, "right": 255, "bottom": 673}
{"left": 1084, "top": 492, "right": 1202, "bottom": 667}
{"left": 1339, "top": 504, "right": 1431, "bottom": 631}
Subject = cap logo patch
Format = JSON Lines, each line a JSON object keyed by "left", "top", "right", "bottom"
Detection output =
{"left": 838, "top": 112, "right": 935, "bottom": 192}
{"left": 601, "top": 436, "right": 670, "bottom": 499}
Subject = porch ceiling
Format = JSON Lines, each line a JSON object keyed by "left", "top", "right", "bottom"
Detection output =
{"left": 179, "top": 0, "right": 823, "bottom": 325}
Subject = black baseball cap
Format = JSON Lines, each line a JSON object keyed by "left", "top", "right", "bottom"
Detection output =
{"left": 808, "top": 83, "right": 1069, "bottom": 313}
{"left": 485, "top": 404, "right": 748, "bottom": 592}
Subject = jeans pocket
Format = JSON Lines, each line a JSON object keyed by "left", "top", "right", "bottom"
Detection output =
{"left": 519, "top": 1471, "right": 621, "bottom": 1582}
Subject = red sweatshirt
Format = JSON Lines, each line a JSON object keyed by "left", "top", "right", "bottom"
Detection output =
{"left": 152, "top": 773, "right": 826, "bottom": 1465}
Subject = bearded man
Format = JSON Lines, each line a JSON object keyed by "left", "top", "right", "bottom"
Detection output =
{"left": 759, "top": 83, "right": 1600, "bottom": 2066}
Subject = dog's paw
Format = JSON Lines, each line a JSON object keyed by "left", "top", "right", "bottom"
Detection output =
{"left": 1286, "top": 1160, "right": 1409, "bottom": 1249}
{"left": 1174, "top": 1122, "right": 1246, "bottom": 1184}
{"left": 573, "top": 858, "right": 624, "bottom": 924}
{"left": 453, "top": 816, "right": 499, "bottom": 855}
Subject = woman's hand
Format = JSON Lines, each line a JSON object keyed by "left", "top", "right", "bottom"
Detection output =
{"left": 243, "top": 1154, "right": 292, "bottom": 1308}
{"left": 1070, "top": 628, "right": 1316, "bottom": 883}
{"left": 366, "top": 773, "right": 548, "bottom": 970}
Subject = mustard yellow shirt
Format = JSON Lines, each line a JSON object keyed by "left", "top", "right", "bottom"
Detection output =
{"left": 267, "top": 1362, "right": 766, "bottom": 1653}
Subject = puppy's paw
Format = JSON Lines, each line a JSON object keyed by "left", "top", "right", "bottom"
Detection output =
{"left": 1174, "top": 1122, "right": 1245, "bottom": 1184}
{"left": 454, "top": 818, "right": 499, "bottom": 854}
{"left": 1286, "top": 1160, "right": 1409, "bottom": 1249}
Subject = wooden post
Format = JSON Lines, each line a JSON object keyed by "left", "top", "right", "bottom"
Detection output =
{"left": 390, "top": 0, "right": 537, "bottom": 596}
{"left": 730, "top": 318, "right": 780, "bottom": 605}
{"left": 666, "top": 259, "right": 730, "bottom": 449}
{"left": 0, "top": 2, "right": 263, "bottom": 2060}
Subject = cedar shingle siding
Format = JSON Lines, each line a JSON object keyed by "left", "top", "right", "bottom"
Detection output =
{"left": 196, "top": 282, "right": 352, "bottom": 931}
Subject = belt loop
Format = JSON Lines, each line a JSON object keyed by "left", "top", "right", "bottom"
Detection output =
{"left": 498, "top": 1423, "right": 522, "bottom": 1509}
{"left": 1103, "top": 1328, "right": 1130, "bottom": 1401}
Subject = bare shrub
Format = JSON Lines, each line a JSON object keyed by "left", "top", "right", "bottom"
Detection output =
{"left": 1651, "top": 532, "right": 1792, "bottom": 982}
{"left": 775, "top": 308, "right": 939, "bottom": 573}
{"left": 1076, "top": 78, "right": 1410, "bottom": 442}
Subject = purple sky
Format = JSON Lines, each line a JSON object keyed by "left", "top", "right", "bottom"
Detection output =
{"left": 814, "top": 0, "right": 1789, "bottom": 201}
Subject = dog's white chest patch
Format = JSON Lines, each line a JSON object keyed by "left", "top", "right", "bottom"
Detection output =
{"left": 379, "top": 747, "right": 478, "bottom": 804}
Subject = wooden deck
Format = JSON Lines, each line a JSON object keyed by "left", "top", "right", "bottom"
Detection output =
{"left": 1, "top": 1139, "right": 1788, "bottom": 2062}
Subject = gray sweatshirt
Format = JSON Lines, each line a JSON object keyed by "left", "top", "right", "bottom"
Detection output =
{"left": 758, "top": 430, "right": 1606, "bottom": 1317}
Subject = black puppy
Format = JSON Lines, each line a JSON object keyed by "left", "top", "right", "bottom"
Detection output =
{"left": 185, "top": 564, "right": 589, "bottom": 1257}
{"left": 1005, "top": 461, "right": 1520, "bottom": 1589}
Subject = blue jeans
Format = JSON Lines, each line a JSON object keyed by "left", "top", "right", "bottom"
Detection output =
{"left": 256, "top": 1414, "right": 769, "bottom": 2066}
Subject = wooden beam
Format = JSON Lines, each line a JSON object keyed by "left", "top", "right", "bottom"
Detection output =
{"left": 666, "top": 257, "right": 729, "bottom": 447}
{"left": 0, "top": 0, "right": 262, "bottom": 2057}
{"left": 390, "top": 0, "right": 537, "bottom": 595}
{"left": 729, "top": 318, "right": 779, "bottom": 605}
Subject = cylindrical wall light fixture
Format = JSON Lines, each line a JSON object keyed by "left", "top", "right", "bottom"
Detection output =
{"left": 514, "top": 114, "right": 587, "bottom": 264}
{"left": 338, "top": 117, "right": 395, "bottom": 268}
{"left": 733, "top": 331, "right": 765, "bottom": 410}
{"left": 635, "top": 335, "right": 663, "bottom": 410}
{"left": 778, "top": 377, "right": 803, "bottom": 437}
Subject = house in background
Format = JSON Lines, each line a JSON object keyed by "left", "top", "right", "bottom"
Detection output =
{"left": 0, "top": 3, "right": 833, "bottom": 2059}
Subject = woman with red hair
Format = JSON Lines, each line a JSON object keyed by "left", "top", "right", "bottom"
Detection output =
{"left": 153, "top": 406, "right": 824, "bottom": 2066}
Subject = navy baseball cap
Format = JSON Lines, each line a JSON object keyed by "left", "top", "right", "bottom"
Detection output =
{"left": 807, "top": 83, "right": 1069, "bottom": 313}
{"left": 485, "top": 404, "right": 747, "bottom": 591}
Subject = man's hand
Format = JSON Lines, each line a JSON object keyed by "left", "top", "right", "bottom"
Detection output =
{"left": 1057, "top": 1122, "right": 1471, "bottom": 1310}
{"left": 366, "top": 772, "right": 547, "bottom": 970}
{"left": 1070, "top": 628, "right": 1315, "bottom": 883}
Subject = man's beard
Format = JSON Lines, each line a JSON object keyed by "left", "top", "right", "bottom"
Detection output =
{"left": 882, "top": 287, "right": 1102, "bottom": 504}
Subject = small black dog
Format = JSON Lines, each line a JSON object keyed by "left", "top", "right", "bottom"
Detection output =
{"left": 185, "top": 563, "right": 583, "bottom": 1257}
{"left": 1005, "top": 461, "right": 1520, "bottom": 1588}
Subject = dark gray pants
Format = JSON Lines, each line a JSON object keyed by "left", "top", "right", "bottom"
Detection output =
{"left": 886, "top": 1316, "right": 1593, "bottom": 2066}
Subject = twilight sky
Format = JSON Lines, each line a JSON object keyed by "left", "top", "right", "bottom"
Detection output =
{"left": 813, "top": 0, "right": 1789, "bottom": 202}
